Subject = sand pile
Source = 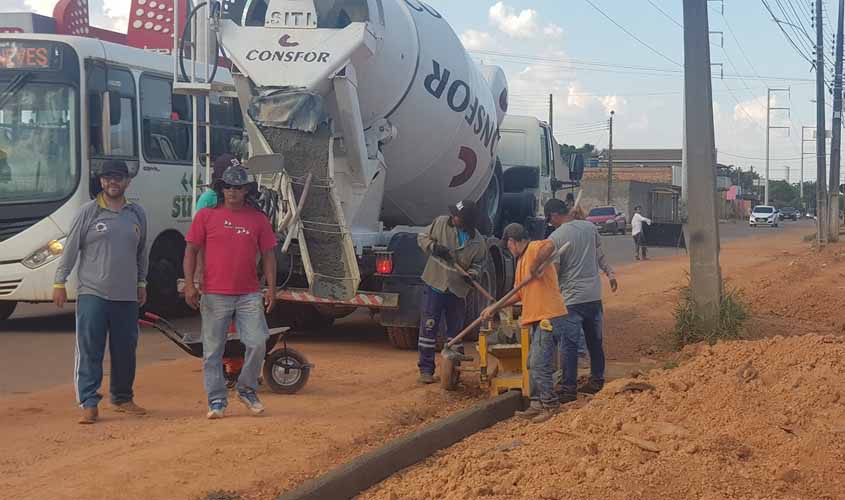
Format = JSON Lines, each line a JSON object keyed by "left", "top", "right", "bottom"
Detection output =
{"left": 362, "top": 335, "right": 845, "bottom": 500}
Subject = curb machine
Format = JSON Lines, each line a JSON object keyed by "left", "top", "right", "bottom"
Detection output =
{"left": 179, "top": 0, "right": 514, "bottom": 347}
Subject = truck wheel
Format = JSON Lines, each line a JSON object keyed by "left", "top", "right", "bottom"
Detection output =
{"left": 263, "top": 348, "right": 311, "bottom": 394}
{"left": 147, "top": 237, "right": 190, "bottom": 317}
{"left": 0, "top": 301, "right": 17, "bottom": 321}
{"left": 387, "top": 326, "right": 418, "bottom": 350}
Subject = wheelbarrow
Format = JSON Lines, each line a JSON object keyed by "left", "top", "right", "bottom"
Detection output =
{"left": 139, "top": 312, "right": 313, "bottom": 394}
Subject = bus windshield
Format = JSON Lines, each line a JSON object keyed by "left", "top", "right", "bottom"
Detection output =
{"left": 0, "top": 80, "right": 78, "bottom": 204}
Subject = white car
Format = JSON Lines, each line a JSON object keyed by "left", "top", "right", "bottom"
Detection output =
{"left": 749, "top": 205, "right": 779, "bottom": 228}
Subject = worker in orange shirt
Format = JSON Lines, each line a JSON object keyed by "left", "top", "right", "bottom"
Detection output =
{"left": 481, "top": 223, "right": 568, "bottom": 424}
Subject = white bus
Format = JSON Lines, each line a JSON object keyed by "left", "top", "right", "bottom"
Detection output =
{"left": 0, "top": 34, "right": 244, "bottom": 319}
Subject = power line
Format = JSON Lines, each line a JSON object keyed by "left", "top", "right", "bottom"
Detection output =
{"left": 761, "top": 0, "right": 816, "bottom": 65}
{"left": 472, "top": 49, "right": 817, "bottom": 82}
{"left": 646, "top": 0, "right": 682, "bottom": 28}
{"left": 582, "top": 0, "right": 682, "bottom": 66}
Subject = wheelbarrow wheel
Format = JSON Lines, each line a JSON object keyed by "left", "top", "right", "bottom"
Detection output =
{"left": 263, "top": 348, "right": 311, "bottom": 394}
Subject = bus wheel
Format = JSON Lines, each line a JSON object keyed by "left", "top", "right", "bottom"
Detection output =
{"left": 0, "top": 301, "right": 17, "bottom": 321}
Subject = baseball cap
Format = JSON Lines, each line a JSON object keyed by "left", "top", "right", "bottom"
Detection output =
{"left": 100, "top": 159, "right": 130, "bottom": 177}
{"left": 212, "top": 154, "right": 241, "bottom": 180}
{"left": 220, "top": 165, "right": 251, "bottom": 186}
{"left": 448, "top": 200, "right": 481, "bottom": 228}
{"left": 501, "top": 223, "right": 528, "bottom": 242}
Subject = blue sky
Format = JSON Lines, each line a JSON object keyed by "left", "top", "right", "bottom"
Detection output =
{"left": 424, "top": 0, "right": 832, "bottom": 183}
{"left": 10, "top": 0, "right": 837, "bottom": 182}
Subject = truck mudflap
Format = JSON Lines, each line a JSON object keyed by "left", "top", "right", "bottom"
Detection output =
{"left": 276, "top": 288, "right": 399, "bottom": 309}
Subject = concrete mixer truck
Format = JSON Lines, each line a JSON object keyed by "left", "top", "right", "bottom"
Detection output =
{"left": 181, "top": 0, "right": 581, "bottom": 348}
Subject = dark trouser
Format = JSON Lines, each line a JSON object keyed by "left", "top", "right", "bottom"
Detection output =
{"left": 417, "top": 287, "right": 466, "bottom": 375}
{"left": 633, "top": 232, "right": 647, "bottom": 259}
{"left": 559, "top": 301, "right": 606, "bottom": 394}
{"left": 74, "top": 294, "right": 139, "bottom": 408}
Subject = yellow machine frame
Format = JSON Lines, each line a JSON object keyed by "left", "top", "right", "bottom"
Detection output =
{"left": 477, "top": 308, "right": 531, "bottom": 397}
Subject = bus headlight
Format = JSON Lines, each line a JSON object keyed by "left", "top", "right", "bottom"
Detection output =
{"left": 22, "top": 238, "right": 66, "bottom": 269}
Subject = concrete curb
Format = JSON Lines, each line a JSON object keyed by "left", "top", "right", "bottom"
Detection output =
{"left": 277, "top": 390, "right": 523, "bottom": 500}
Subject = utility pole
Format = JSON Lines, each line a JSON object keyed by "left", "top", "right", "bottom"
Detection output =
{"left": 765, "top": 88, "right": 791, "bottom": 205}
{"left": 829, "top": 0, "right": 844, "bottom": 241}
{"left": 786, "top": 165, "right": 791, "bottom": 184}
{"left": 801, "top": 125, "right": 816, "bottom": 210}
{"left": 606, "top": 110, "right": 615, "bottom": 205}
{"left": 683, "top": 0, "right": 722, "bottom": 326}
{"left": 817, "top": 0, "right": 830, "bottom": 246}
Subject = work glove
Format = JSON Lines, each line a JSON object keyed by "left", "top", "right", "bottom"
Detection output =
{"left": 461, "top": 274, "right": 475, "bottom": 286}
{"left": 432, "top": 244, "right": 453, "bottom": 262}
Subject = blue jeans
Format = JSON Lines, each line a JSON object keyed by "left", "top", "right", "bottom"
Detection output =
{"left": 200, "top": 293, "right": 269, "bottom": 405}
{"left": 560, "top": 301, "right": 606, "bottom": 393}
{"left": 417, "top": 287, "right": 466, "bottom": 375}
{"left": 74, "top": 294, "right": 139, "bottom": 408}
{"left": 528, "top": 316, "right": 565, "bottom": 409}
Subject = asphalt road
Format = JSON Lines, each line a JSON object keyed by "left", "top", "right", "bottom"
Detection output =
{"left": 0, "top": 219, "right": 813, "bottom": 396}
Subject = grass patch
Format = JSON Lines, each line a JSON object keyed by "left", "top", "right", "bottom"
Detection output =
{"left": 803, "top": 232, "right": 817, "bottom": 242}
{"left": 663, "top": 360, "right": 679, "bottom": 370}
{"left": 669, "top": 282, "right": 748, "bottom": 350}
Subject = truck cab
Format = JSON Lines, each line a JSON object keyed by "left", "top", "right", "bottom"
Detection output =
{"left": 496, "top": 115, "right": 579, "bottom": 237}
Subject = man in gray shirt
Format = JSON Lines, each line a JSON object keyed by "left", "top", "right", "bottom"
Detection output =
{"left": 53, "top": 160, "right": 148, "bottom": 424}
{"left": 544, "top": 199, "right": 617, "bottom": 400}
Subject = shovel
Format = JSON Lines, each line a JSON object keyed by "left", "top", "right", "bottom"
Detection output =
{"left": 440, "top": 241, "right": 571, "bottom": 388}
{"left": 432, "top": 256, "right": 496, "bottom": 302}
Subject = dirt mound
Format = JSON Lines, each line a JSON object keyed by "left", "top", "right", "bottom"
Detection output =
{"left": 362, "top": 335, "right": 845, "bottom": 500}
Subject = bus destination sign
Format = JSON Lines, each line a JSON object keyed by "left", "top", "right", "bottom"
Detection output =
{"left": 0, "top": 41, "right": 61, "bottom": 70}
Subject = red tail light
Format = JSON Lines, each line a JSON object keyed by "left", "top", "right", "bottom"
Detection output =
{"left": 376, "top": 252, "right": 394, "bottom": 274}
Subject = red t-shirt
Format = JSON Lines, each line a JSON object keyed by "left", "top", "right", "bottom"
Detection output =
{"left": 186, "top": 206, "right": 277, "bottom": 295}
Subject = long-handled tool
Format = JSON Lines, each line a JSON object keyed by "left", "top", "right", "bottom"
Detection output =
{"left": 440, "top": 241, "right": 571, "bottom": 388}
{"left": 432, "top": 256, "right": 495, "bottom": 302}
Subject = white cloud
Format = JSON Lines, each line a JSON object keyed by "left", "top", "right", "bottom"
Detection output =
{"left": 733, "top": 95, "right": 767, "bottom": 125}
{"left": 17, "top": 0, "right": 128, "bottom": 33}
{"left": 488, "top": 2, "right": 538, "bottom": 38}
{"left": 543, "top": 24, "right": 563, "bottom": 39}
{"left": 460, "top": 30, "right": 494, "bottom": 51}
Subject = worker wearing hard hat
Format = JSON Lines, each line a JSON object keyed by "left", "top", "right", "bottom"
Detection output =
{"left": 416, "top": 200, "right": 487, "bottom": 384}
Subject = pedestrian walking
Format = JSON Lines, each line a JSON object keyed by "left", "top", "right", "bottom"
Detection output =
{"left": 416, "top": 200, "right": 487, "bottom": 384}
{"left": 183, "top": 164, "right": 277, "bottom": 419}
{"left": 631, "top": 206, "right": 652, "bottom": 261}
{"left": 482, "top": 223, "right": 567, "bottom": 423}
{"left": 544, "top": 199, "right": 617, "bottom": 402}
{"left": 53, "top": 160, "right": 149, "bottom": 424}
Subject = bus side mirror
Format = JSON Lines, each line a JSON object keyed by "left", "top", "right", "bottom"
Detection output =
{"left": 569, "top": 153, "right": 585, "bottom": 181}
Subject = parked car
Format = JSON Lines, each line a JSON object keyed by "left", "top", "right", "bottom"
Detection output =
{"left": 779, "top": 207, "right": 799, "bottom": 221}
{"left": 749, "top": 205, "right": 780, "bottom": 228}
{"left": 586, "top": 206, "right": 627, "bottom": 234}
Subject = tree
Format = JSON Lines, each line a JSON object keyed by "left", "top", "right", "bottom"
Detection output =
{"left": 560, "top": 143, "right": 596, "bottom": 156}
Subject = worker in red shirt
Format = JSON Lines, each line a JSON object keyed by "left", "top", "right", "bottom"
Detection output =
{"left": 183, "top": 165, "right": 277, "bottom": 419}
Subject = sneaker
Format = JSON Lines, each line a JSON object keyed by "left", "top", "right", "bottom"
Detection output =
{"left": 237, "top": 390, "right": 265, "bottom": 415}
{"left": 206, "top": 400, "right": 227, "bottom": 420}
{"left": 515, "top": 406, "right": 542, "bottom": 420}
{"left": 417, "top": 373, "right": 440, "bottom": 384}
{"left": 578, "top": 381, "right": 604, "bottom": 394}
{"left": 78, "top": 406, "right": 98, "bottom": 425}
{"left": 113, "top": 401, "right": 147, "bottom": 415}
{"left": 531, "top": 408, "right": 559, "bottom": 424}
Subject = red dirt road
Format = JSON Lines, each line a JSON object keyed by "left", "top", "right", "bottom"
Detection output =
{"left": 0, "top": 222, "right": 823, "bottom": 500}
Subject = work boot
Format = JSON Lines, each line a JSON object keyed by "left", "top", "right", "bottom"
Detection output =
{"left": 558, "top": 390, "right": 577, "bottom": 404}
{"left": 578, "top": 381, "right": 604, "bottom": 395}
{"left": 78, "top": 406, "right": 98, "bottom": 425}
{"left": 417, "top": 373, "right": 440, "bottom": 384}
{"left": 515, "top": 406, "right": 542, "bottom": 420}
{"left": 113, "top": 401, "right": 147, "bottom": 415}
{"left": 531, "top": 407, "right": 559, "bottom": 424}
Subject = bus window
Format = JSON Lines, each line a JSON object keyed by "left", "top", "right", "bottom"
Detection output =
{"left": 540, "top": 126, "right": 551, "bottom": 177}
{"left": 87, "top": 65, "right": 137, "bottom": 159}
{"left": 140, "top": 74, "right": 192, "bottom": 163}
